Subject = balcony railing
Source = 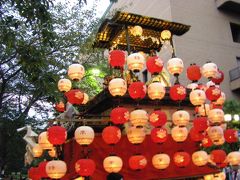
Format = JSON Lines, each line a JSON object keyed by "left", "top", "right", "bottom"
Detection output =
{"left": 229, "top": 66, "right": 240, "bottom": 81}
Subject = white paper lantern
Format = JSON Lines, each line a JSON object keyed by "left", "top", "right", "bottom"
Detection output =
{"left": 127, "top": 53, "right": 145, "bottom": 72}
{"left": 75, "top": 126, "right": 95, "bottom": 145}
{"left": 38, "top": 132, "right": 53, "bottom": 150}
{"left": 167, "top": 57, "right": 184, "bottom": 75}
{"left": 152, "top": 153, "right": 170, "bottom": 169}
{"left": 127, "top": 127, "right": 146, "bottom": 144}
{"left": 82, "top": 93, "right": 89, "bottom": 104}
{"left": 46, "top": 160, "right": 67, "bottom": 179}
{"left": 103, "top": 156, "right": 123, "bottom": 173}
{"left": 192, "top": 151, "right": 209, "bottom": 166}
{"left": 147, "top": 82, "right": 166, "bottom": 100}
{"left": 108, "top": 78, "right": 127, "bottom": 96}
{"left": 208, "top": 109, "right": 224, "bottom": 124}
{"left": 227, "top": 151, "right": 240, "bottom": 166}
{"left": 207, "top": 126, "right": 223, "bottom": 143}
{"left": 130, "top": 109, "right": 148, "bottom": 127}
{"left": 189, "top": 89, "right": 206, "bottom": 106}
{"left": 172, "top": 110, "right": 190, "bottom": 127}
{"left": 171, "top": 126, "right": 188, "bottom": 142}
{"left": 58, "top": 78, "right": 72, "bottom": 92}
{"left": 68, "top": 63, "right": 85, "bottom": 81}
{"left": 201, "top": 62, "right": 218, "bottom": 79}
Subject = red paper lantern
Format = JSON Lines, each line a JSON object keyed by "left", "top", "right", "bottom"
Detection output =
{"left": 210, "top": 150, "right": 226, "bottom": 165}
{"left": 47, "top": 126, "right": 67, "bottom": 145}
{"left": 75, "top": 159, "right": 96, "bottom": 177}
{"left": 173, "top": 152, "right": 191, "bottom": 168}
{"left": 211, "top": 70, "right": 224, "bottom": 84}
{"left": 55, "top": 102, "right": 65, "bottom": 112}
{"left": 205, "top": 86, "right": 221, "bottom": 101}
{"left": 38, "top": 161, "right": 48, "bottom": 178}
{"left": 129, "top": 155, "right": 147, "bottom": 170}
{"left": 110, "top": 107, "right": 129, "bottom": 124}
{"left": 128, "top": 81, "right": 146, "bottom": 99}
{"left": 151, "top": 127, "right": 168, "bottom": 143}
{"left": 224, "top": 129, "right": 238, "bottom": 143}
{"left": 65, "top": 89, "right": 84, "bottom": 105}
{"left": 202, "top": 135, "right": 213, "bottom": 148}
{"left": 189, "top": 128, "right": 204, "bottom": 142}
{"left": 193, "top": 117, "right": 208, "bottom": 132}
{"left": 146, "top": 56, "right": 164, "bottom": 74}
{"left": 28, "top": 167, "right": 40, "bottom": 180}
{"left": 149, "top": 110, "right": 167, "bottom": 127}
{"left": 108, "top": 50, "right": 126, "bottom": 68}
{"left": 102, "top": 126, "right": 121, "bottom": 145}
{"left": 169, "top": 84, "right": 186, "bottom": 101}
{"left": 187, "top": 64, "right": 201, "bottom": 82}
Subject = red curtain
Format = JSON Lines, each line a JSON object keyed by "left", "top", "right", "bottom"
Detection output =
{"left": 62, "top": 135, "right": 218, "bottom": 180}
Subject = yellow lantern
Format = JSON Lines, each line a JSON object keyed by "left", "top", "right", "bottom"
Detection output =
{"left": 197, "top": 104, "right": 210, "bottom": 116}
{"left": 48, "top": 147, "right": 57, "bottom": 158}
{"left": 213, "top": 137, "right": 225, "bottom": 146}
{"left": 152, "top": 153, "right": 170, "bottom": 170}
{"left": 201, "top": 62, "right": 218, "bottom": 79}
{"left": 204, "top": 174, "right": 214, "bottom": 180}
{"left": 171, "top": 126, "right": 188, "bottom": 142}
{"left": 189, "top": 89, "right": 206, "bottom": 106}
{"left": 208, "top": 109, "right": 224, "bottom": 124}
{"left": 74, "top": 126, "right": 95, "bottom": 146}
{"left": 207, "top": 126, "right": 223, "bottom": 143}
{"left": 227, "top": 151, "right": 240, "bottom": 166}
{"left": 147, "top": 82, "right": 166, "bottom": 100}
{"left": 82, "top": 93, "right": 89, "bottom": 104}
{"left": 38, "top": 132, "right": 53, "bottom": 150}
{"left": 214, "top": 172, "right": 226, "bottom": 180}
{"left": 108, "top": 78, "right": 127, "bottom": 96}
{"left": 68, "top": 63, "right": 85, "bottom": 81}
{"left": 58, "top": 78, "right": 72, "bottom": 92}
{"left": 192, "top": 151, "right": 209, "bottom": 166}
{"left": 172, "top": 110, "right": 190, "bottom": 127}
{"left": 131, "top": 26, "right": 143, "bottom": 36}
{"left": 167, "top": 57, "right": 184, "bottom": 75}
{"left": 130, "top": 109, "right": 148, "bottom": 127}
{"left": 215, "top": 92, "right": 225, "bottom": 106}
{"left": 127, "top": 53, "right": 145, "bottom": 72}
{"left": 32, "top": 144, "right": 43, "bottom": 158}
{"left": 127, "top": 127, "right": 145, "bottom": 144}
{"left": 103, "top": 156, "right": 123, "bottom": 173}
{"left": 161, "top": 30, "right": 171, "bottom": 41}
{"left": 46, "top": 160, "right": 67, "bottom": 179}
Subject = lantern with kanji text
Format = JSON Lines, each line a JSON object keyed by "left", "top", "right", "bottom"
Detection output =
{"left": 46, "top": 160, "right": 67, "bottom": 179}
{"left": 68, "top": 63, "right": 85, "bottom": 81}
{"left": 152, "top": 153, "right": 170, "bottom": 170}
{"left": 75, "top": 126, "right": 95, "bottom": 146}
{"left": 147, "top": 82, "right": 166, "bottom": 100}
{"left": 103, "top": 156, "right": 123, "bottom": 173}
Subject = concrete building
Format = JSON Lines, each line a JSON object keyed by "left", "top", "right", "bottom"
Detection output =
{"left": 109, "top": 0, "right": 240, "bottom": 100}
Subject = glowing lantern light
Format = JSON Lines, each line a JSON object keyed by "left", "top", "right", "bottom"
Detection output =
{"left": 173, "top": 152, "right": 191, "bottom": 168}
{"left": 210, "top": 150, "right": 226, "bottom": 165}
{"left": 47, "top": 126, "right": 67, "bottom": 145}
{"left": 127, "top": 53, "right": 145, "bottom": 72}
{"left": 82, "top": 93, "right": 89, "bottom": 104}
{"left": 172, "top": 110, "right": 190, "bottom": 127}
{"left": 201, "top": 62, "right": 218, "bottom": 79}
{"left": 103, "top": 156, "right": 123, "bottom": 173}
{"left": 149, "top": 110, "right": 167, "bottom": 127}
{"left": 215, "top": 92, "right": 225, "bottom": 106}
{"left": 38, "top": 161, "right": 48, "bottom": 178}
{"left": 128, "top": 82, "right": 146, "bottom": 99}
{"left": 65, "top": 89, "right": 84, "bottom": 105}
{"left": 108, "top": 78, "right": 127, "bottom": 96}
{"left": 129, "top": 154, "right": 147, "bottom": 170}
{"left": 146, "top": 56, "right": 164, "bottom": 74}
{"left": 131, "top": 25, "right": 143, "bottom": 36}
{"left": 75, "top": 159, "right": 96, "bottom": 177}
{"left": 55, "top": 101, "right": 65, "bottom": 112}
{"left": 46, "top": 160, "right": 67, "bottom": 179}
{"left": 152, "top": 153, "right": 170, "bottom": 170}
{"left": 108, "top": 50, "right": 126, "bottom": 68}
{"left": 224, "top": 129, "right": 238, "bottom": 143}
{"left": 147, "top": 82, "right": 166, "bottom": 100}
{"left": 187, "top": 64, "right": 201, "bottom": 82}
{"left": 204, "top": 174, "right": 214, "bottom": 180}
{"left": 130, "top": 109, "right": 148, "bottom": 127}
{"left": 167, "top": 57, "right": 184, "bottom": 75}
{"left": 189, "top": 128, "right": 204, "bottom": 142}
{"left": 211, "top": 70, "right": 224, "bottom": 85}
{"left": 227, "top": 152, "right": 240, "bottom": 166}
{"left": 75, "top": 126, "right": 94, "bottom": 146}
{"left": 127, "top": 127, "right": 146, "bottom": 144}
{"left": 206, "top": 86, "right": 221, "bottom": 101}
{"left": 151, "top": 127, "right": 168, "bottom": 143}
{"left": 58, "top": 78, "right": 72, "bottom": 92}
{"left": 195, "top": 104, "right": 210, "bottom": 116}
{"left": 171, "top": 126, "right": 188, "bottom": 142}
{"left": 214, "top": 172, "right": 226, "bottom": 180}
{"left": 208, "top": 109, "right": 224, "bottom": 124}
{"left": 208, "top": 126, "right": 224, "bottom": 143}
{"left": 102, "top": 126, "right": 121, "bottom": 145}
{"left": 213, "top": 137, "right": 225, "bottom": 146}
{"left": 161, "top": 30, "right": 172, "bottom": 40}
{"left": 189, "top": 89, "right": 206, "bottom": 106}
{"left": 192, "top": 151, "right": 209, "bottom": 166}
{"left": 193, "top": 117, "right": 208, "bottom": 132}
{"left": 202, "top": 135, "right": 213, "bottom": 148}
{"left": 110, "top": 107, "right": 129, "bottom": 125}
{"left": 48, "top": 148, "right": 57, "bottom": 158}
{"left": 68, "top": 63, "right": 85, "bottom": 81}
{"left": 38, "top": 132, "right": 53, "bottom": 150}
{"left": 187, "top": 82, "right": 198, "bottom": 90}
{"left": 32, "top": 144, "right": 43, "bottom": 158}
{"left": 169, "top": 84, "right": 186, "bottom": 101}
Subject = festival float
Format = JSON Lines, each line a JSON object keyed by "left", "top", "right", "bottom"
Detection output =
{"left": 26, "top": 12, "right": 239, "bottom": 180}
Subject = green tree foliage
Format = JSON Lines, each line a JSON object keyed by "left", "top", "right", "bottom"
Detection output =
{"left": 223, "top": 100, "right": 240, "bottom": 129}
{"left": 0, "top": 0, "right": 107, "bottom": 175}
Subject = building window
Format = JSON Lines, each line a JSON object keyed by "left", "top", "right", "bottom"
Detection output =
{"left": 230, "top": 23, "right": 240, "bottom": 43}
{"left": 142, "top": 70, "right": 148, "bottom": 83}
{"left": 237, "top": 56, "right": 240, "bottom": 66}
